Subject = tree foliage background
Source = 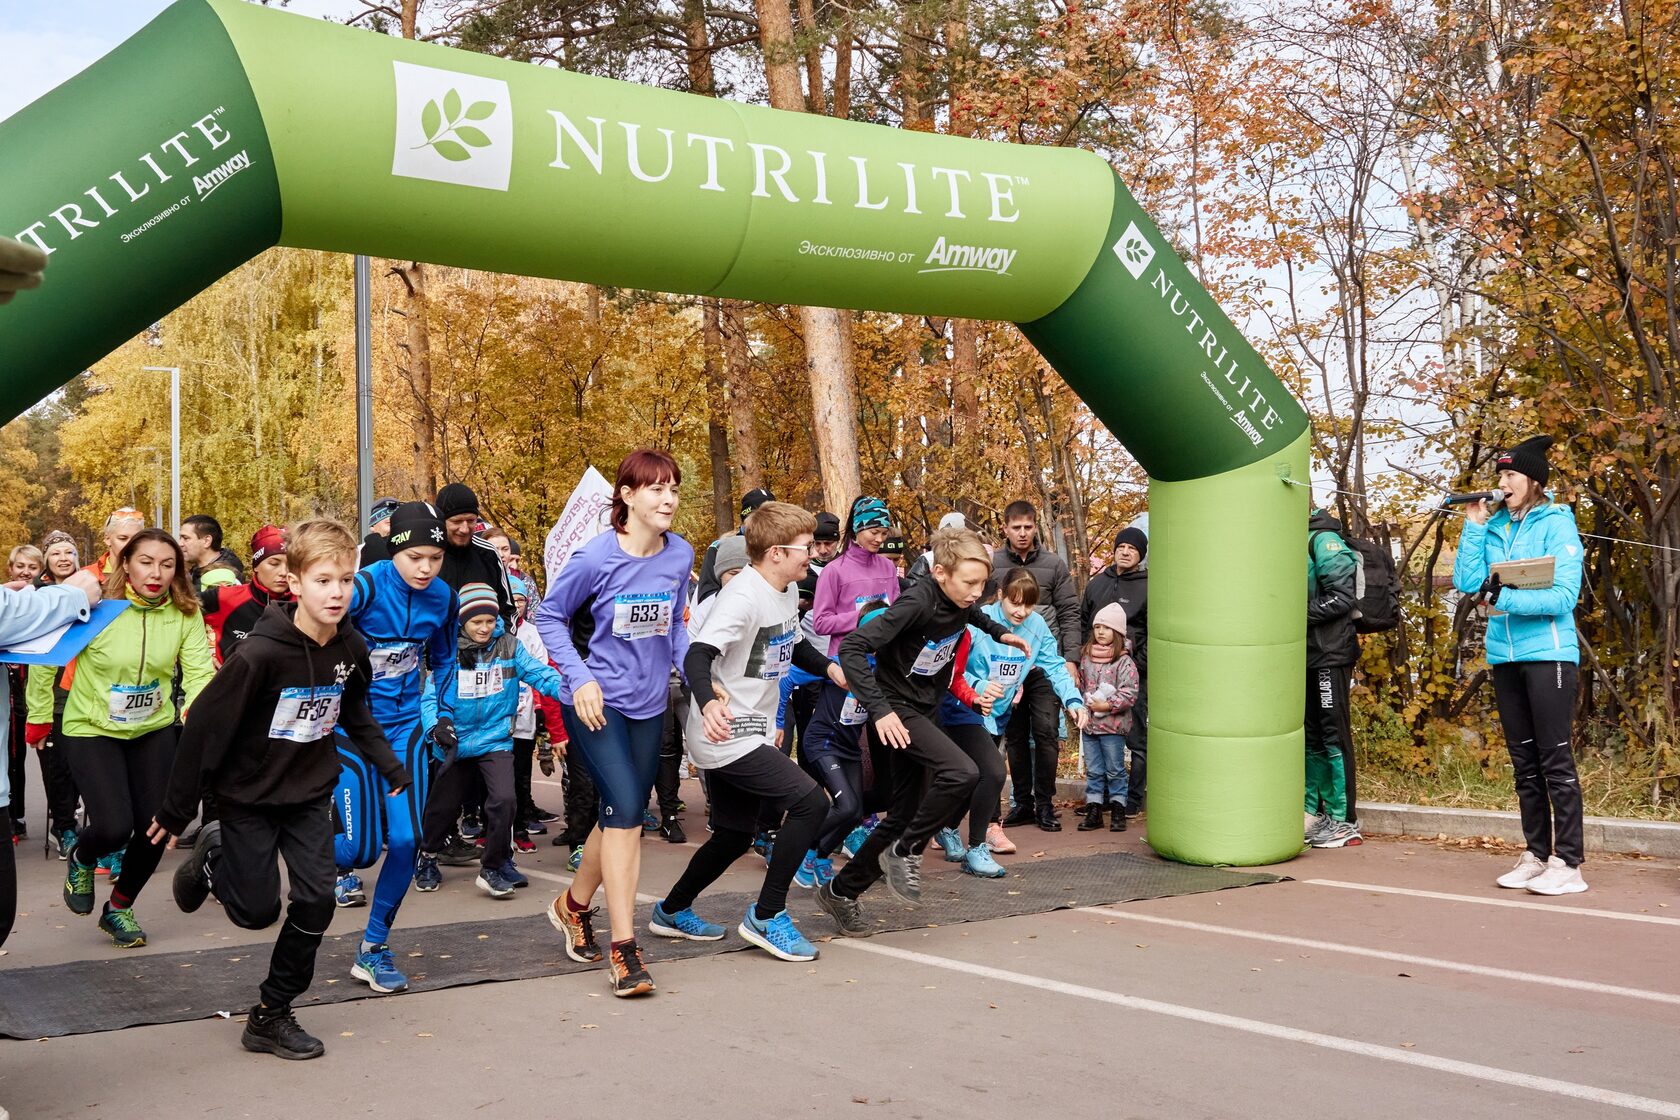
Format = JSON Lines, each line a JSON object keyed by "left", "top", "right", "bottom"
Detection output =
{"left": 8, "top": 0, "right": 1676, "bottom": 813}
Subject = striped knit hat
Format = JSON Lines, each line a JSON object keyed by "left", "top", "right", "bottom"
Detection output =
{"left": 458, "top": 582, "right": 499, "bottom": 622}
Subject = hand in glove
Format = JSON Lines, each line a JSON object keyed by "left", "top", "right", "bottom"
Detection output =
{"left": 1478, "top": 572, "right": 1503, "bottom": 601}
{"left": 537, "top": 736, "right": 556, "bottom": 777}
{"left": 432, "top": 717, "right": 459, "bottom": 765}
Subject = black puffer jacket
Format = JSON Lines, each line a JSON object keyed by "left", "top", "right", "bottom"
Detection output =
{"left": 1080, "top": 565, "right": 1148, "bottom": 675}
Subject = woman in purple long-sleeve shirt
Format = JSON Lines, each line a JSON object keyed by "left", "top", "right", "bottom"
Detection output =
{"left": 537, "top": 449, "right": 692, "bottom": 998}
{"left": 809, "top": 496, "right": 900, "bottom": 657}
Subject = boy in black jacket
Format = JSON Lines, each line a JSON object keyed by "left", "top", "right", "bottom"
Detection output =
{"left": 149, "top": 520, "right": 409, "bottom": 1061}
{"left": 816, "top": 528, "right": 1027, "bottom": 933}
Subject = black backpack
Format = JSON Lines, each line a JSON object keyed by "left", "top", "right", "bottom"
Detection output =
{"left": 1312, "top": 530, "right": 1399, "bottom": 634}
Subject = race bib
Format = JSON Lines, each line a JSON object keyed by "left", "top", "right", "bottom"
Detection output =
{"left": 108, "top": 680, "right": 162, "bottom": 724}
{"left": 759, "top": 628, "right": 796, "bottom": 681}
{"left": 839, "top": 694, "right": 868, "bottom": 726}
{"left": 269, "top": 685, "right": 343, "bottom": 742}
{"left": 369, "top": 642, "right": 421, "bottom": 681}
{"left": 990, "top": 653, "right": 1026, "bottom": 692}
{"left": 612, "top": 591, "right": 674, "bottom": 640}
{"left": 458, "top": 667, "right": 505, "bottom": 700}
{"left": 910, "top": 632, "right": 960, "bottom": 677}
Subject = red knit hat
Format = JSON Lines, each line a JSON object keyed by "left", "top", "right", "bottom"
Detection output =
{"left": 250, "top": 525, "right": 287, "bottom": 564}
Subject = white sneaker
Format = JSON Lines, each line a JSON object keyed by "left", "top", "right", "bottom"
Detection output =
{"left": 1526, "top": 856, "right": 1588, "bottom": 896}
{"left": 1496, "top": 851, "right": 1547, "bottom": 889}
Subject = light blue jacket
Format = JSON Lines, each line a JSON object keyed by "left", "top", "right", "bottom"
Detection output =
{"left": 1452, "top": 498, "right": 1582, "bottom": 666}
{"left": 0, "top": 585, "right": 92, "bottom": 805}
{"left": 423, "top": 622, "right": 565, "bottom": 759}
{"left": 965, "top": 603, "right": 1084, "bottom": 736}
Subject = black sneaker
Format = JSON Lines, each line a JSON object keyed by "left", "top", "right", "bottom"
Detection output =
{"left": 815, "top": 881, "right": 871, "bottom": 937}
{"left": 608, "top": 939, "right": 655, "bottom": 998}
{"left": 522, "top": 818, "right": 548, "bottom": 835}
{"left": 1000, "top": 804, "right": 1036, "bottom": 828}
{"left": 1077, "top": 804, "right": 1105, "bottom": 831}
{"left": 241, "top": 1005, "right": 325, "bottom": 1061}
{"left": 660, "top": 815, "right": 687, "bottom": 844}
{"left": 172, "top": 820, "right": 221, "bottom": 913}
{"left": 531, "top": 807, "right": 560, "bottom": 823}
{"left": 1109, "top": 803, "right": 1128, "bottom": 832}
{"left": 438, "top": 836, "right": 479, "bottom": 866}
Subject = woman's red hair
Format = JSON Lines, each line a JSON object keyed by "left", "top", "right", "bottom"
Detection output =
{"left": 611, "top": 449, "right": 682, "bottom": 531}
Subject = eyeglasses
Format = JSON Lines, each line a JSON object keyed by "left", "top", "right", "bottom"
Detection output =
{"left": 777, "top": 543, "right": 812, "bottom": 553}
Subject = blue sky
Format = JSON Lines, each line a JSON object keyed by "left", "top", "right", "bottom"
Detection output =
{"left": 0, "top": 1, "right": 358, "bottom": 120}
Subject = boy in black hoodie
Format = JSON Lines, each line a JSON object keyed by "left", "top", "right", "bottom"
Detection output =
{"left": 149, "top": 520, "right": 409, "bottom": 1061}
{"left": 815, "top": 528, "right": 1027, "bottom": 933}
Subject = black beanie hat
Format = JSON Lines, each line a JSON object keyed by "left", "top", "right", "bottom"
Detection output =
{"left": 388, "top": 501, "right": 445, "bottom": 555}
{"left": 1114, "top": 525, "right": 1148, "bottom": 559}
{"left": 435, "top": 482, "right": 479, "bottom": 520}
{"left": 740, "top": 488, "right": 775, "bottom": 520}
{"left": 1496, "top": 435, "right": 1553, "bottom": 487}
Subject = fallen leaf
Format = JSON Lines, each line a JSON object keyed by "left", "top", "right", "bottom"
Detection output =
{"left": 417, "top": 1032, "right": 433, "bottom": 1038}
{"left": 852, "top": 1096, "right": 869, "bottom": 1104}
{"left": 988, "top": 1003, "right": 998, "bottom": 1009}
{"left": 1401, "top": 1042, "right": 1416, "bottom": 1049}
{"left": 1568, "top": 1048, "right": 1585, "bottom": 1054}
{"left": 476, "top": 935, "right": 489, "bottom": 941}
{"left": 340, "top": 1032, "right": 354, "bottom": 1038}
{"left": 581, "top": 1024, "right": 599, "bottom": 1030}
{"left": 1136, "top": 944, "right": 1149, "bottom": 949}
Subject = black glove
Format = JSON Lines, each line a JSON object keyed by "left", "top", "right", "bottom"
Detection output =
{"left": 432, "top": 717, "right": 459, "bottom": 765}
{"left": 1478, "top": 573, "right": 1502, "bottom": 601}
{"left": 537, "top": 737, "right": 556, "bottom": 777}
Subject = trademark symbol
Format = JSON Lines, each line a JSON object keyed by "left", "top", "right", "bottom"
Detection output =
{"left": 214, "top": 106, "right": 225, "bottom": 115}
{"left": 1014, "top": 176, "right": 1030, "bottom": 186}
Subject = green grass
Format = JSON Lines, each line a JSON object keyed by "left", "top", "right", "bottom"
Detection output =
{"left": 1357, "top": 748, "right": 1680, "bottom": 823}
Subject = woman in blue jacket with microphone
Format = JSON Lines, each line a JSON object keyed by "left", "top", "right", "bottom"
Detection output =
{"left": 1453, "top": 435, "right": 1587, "bottom": 895}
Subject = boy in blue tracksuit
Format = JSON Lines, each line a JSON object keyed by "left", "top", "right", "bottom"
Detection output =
{"left": 333, "top": 502, "right": 459, "bottom": 994}
{"left": 415, "top": 583, "right": 565, "bottom": 899}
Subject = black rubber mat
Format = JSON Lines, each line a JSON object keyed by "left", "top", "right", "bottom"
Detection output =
{"left": 0, "top": 851, "right": 1281, "bottom": 1039}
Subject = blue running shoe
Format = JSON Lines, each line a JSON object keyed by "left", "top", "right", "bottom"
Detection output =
{"left": 962, "top": 842, "right": 1007, "bottom": 879}
{"left": 642, "top": 809, "right": 659, "bottom": 832}
{"left": 476, "top": 868, "right": 518, "bottom": 898}
{"left": 814, "top": 857, "right": 836, "bottom": 887}
{"left": 458, "top": 815, "right": 484, "bottom": 840}
{"left": 351, "top": 944, "right": 408, "bottom": 993}
{"left": 334, "top": 870, "right": 367, "bottom": 908}
{"left": 413, "top": 855, "right": 442, "bottom": 892}
{"left": 739, "top": 907, "right": 818, "bottom": 962}
{"left": 793, "top": 850, "right": 819, "bottom": 890}
{"left": 498, "top": 858, "right": 529, "bottom": 889}
{"left": 567, "top": 846, "right": 583, "bottom": 872}
{"left": 648, "top": 900, "right": 726, "bottom": 941}
{"left": 841, "top": 825, "right": 870, "bottom": 860}
{"left": 935, "top": 827, "right": 967, "bottom": 863}
{"left": 98, "top": 849, "right": 123, "bottom": 880}
{"left": 750, "top": 830, "right": 773, "bottom": 864}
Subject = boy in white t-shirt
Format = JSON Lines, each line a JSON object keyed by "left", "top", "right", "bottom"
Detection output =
{"left": 647, "top": 502, "right": 841, "bottom": 962}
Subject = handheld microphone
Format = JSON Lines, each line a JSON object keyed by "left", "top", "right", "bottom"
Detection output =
{"left": 1442, "top": 491, "right": 1506, "bottom": 507}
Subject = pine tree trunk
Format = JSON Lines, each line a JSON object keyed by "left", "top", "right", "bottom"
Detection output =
{"left": 723, "top": 300, "right": 764, "bottom": 490}
{"left": 703, "top": 297, "right": 733, "bottom": 535}
{"left": 392, "top": 261, "right": 438, "bottom": 498}
{"left": 754, "top": 0, "right": 863, "bottom": 513}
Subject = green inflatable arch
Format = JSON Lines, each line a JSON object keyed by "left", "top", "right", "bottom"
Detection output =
{"left": 0, "top": 0, "right": 1310, "bottom": 866}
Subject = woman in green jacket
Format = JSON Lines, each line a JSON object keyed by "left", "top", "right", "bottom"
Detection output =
{"left": 41, "top": 528, "right": 214, "bottom": 947}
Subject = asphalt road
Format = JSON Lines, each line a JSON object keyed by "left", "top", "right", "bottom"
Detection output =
{"left": 4, "top": 775, "right": 1678, "bottom": 1119}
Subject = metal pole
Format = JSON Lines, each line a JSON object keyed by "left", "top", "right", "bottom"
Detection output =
{"left": 354, "top": 255, "right": 374, "bottom": 531}
{"left": 143, "top": 365, "right": 181, "bottom": 534}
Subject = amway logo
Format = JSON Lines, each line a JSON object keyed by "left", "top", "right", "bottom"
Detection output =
{"left": 193, "top": 150, "right": 250, "bottom": 201}
{"left": 391, "top": 61, "right": 513, "bottom": 192}
{"left": 1112, "top": 221, "right": 1156, "bottom": 279}
{"left": 919, "top": 236, "right": 1016, "bottom": 276}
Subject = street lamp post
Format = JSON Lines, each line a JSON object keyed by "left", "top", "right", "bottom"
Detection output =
{"left": 354, "top": 255, "right": 374, "bottom": 531}
{"left": 142, "top": 365, "right": 180, "bottom": 535}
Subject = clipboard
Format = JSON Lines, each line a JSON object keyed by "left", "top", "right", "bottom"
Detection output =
{"left": 0, "top": 600, "right": 131, "bottom": 666}
{"left": 1490, "top": 557, "right": 1555, "bottom": 590}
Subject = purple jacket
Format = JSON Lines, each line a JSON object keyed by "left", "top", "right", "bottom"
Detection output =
{"left": 808, "top": 545, "right": 899, "bottom": 657}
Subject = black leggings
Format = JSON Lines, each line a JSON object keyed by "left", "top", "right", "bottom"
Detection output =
{"left": 1491, "top": 661, "right": 1584, "bottom": 867}
{"left": 812, "top": 754, "right": 866, "bottom": 857}
{"left": 62, "top": 725, "right": 178, "bottom": 905}
{"left": 832, "top": 715, "right": 979, "bottom": 900}
{"left": 662, "top": 744, "right": 827, "bottom": 919}
{"left": 943, "top": 722, "right": 1006, "bottom": 847}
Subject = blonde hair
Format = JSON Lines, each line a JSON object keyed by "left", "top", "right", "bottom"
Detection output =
{"left": 9, "top": 544, "right": 43, "bottom": 572}
{"left": 743, "top": 501, "right": 817, "bottom": 563}
{"left": 286, "top": 519, "right": 358, "bottom": 576}
{"left": 930, "top": 526, "right": 989, "bottom": 573}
